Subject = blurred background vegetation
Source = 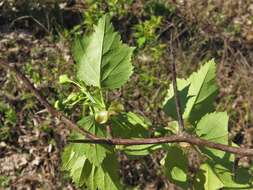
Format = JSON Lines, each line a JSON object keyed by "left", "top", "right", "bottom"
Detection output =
{"left": 0, "top": 0, "right": 253, "bottom": 189}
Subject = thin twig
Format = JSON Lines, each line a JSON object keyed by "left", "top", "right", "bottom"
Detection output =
{"left": 170, "top": 34, "right": 185, "bottom": 133}
{"left": 0, "top": 61, "right": 96, "bottom": 140}
{"left": 1, "top": 60, "right": 253, "bottom": 157}
{"left": 10, "top": 16, "right": 50, "bottom": 34}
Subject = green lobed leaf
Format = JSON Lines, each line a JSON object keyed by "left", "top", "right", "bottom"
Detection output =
{"left": 195, "top": 112, "right": 228, "bottom": 158}
{"left": 110, "top": 112, "right": 153, "bottom": 156}
{"left": 72, "top": 34, "right": 91, "bottom": 64}
{"left": 61, "top": 142, "right": 88, "bottom": 186}
{"left": 82, "top": 154, "right": 122, "bottom": 190}
{"left": 75, "top": 14, "right": 134, "bottom": 89}
{"left": 213, "top": 163, "right": 253, "bottom": 189}
{"left": 185, "top": 59, "right": 218, "bottom": 123}
{"left": 77, "top": 116, "right": 109, "bottom": 166}
{"left": 163, "top": 60, "right": 218, "bottom": 124}
{"left": 110, "top": 112, "right": 150, "bottom": 138}
{"left": 62, "top": 144, "right": 121, "bottom": 190}
{"left": 198, "top": 155, "right": 253, "bottom": 190}
{"left": 194, "top": 163, "right": 224, "bottom": 190}
{"left": 162, "top": 146, "right": 189, "bottom": 189}
{"left": 194, "top": 142, "right": 253, "bottom": 190}
{"left": 163, "top": 78, "right": 190, "bottom": 120}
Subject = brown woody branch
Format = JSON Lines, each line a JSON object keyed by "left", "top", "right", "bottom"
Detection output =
{"left": 68, "top": 134, "right": 253, "bottom": 157}
{"left": 1, "top": 60, "right": 253, "bottom": 157}
{"left": 169, "top": 34, "right": 185, "bottom": 133}
{"left": 0, "top": 60, "right": 97, "bottom": 140}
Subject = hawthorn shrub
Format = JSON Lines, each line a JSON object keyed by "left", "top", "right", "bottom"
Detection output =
{"left": 58, "top": 15, "right": 253, "bottom": 190}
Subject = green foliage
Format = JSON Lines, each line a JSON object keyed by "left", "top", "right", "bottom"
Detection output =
{"left": 77, "top": 117, "right": 108, "bottom": 166}
{"left": 60, "top": 15, "right": 253, "bottom": 190}
{"left": 74, "top": 14, "right": 134, "bottom": 89}
{"left": 194, "top": 163, "right": 224, "bottom": 190}
{"left": 62, "top": 140, "right": 121, "bottom": 189}
{"left": 163, "top": 59, "right": 218, "bottom": 124}
{"left": 186, "top": 59, "right": 218, "bottom": 123}
{"left": 83, "top": 0, "right": 133, "bottom": 30}
{"left": 162, "top": 146, "right": 189, "bottom": 188}
{"left": 0, "top": 102, "right": 17, "bottom": 127}
{"left": 59, "top": 74, "right": 72, "bottom": 84}
{"left": 195, "top": 156, "right": 253, "bottom": 190}
{"left": 162, "top": 60, "right": 253, "bottom": 189}
{"left": 163, "top": 78, "right": 190, "bottom": 121}
{"left": 144, "top": 0, "right": 176, "bottom": 17}
{"left": 0, "top": 175, "right": 10, "bottom": 188}
{"left": 110, "top": 112, "right": 150, "bottom": 138}
{"left": 133, "top": 16, "right": 162, "bottom": 48}
{"left": 195, "top": 112, "right": 228, "bottom": 158}
{"left": 0, "top": 102, "right": 17, "bottom": 141}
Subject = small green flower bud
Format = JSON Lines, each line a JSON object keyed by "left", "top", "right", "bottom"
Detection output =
{"left": 95, "top": 110, "right": 109, "bottom": 124}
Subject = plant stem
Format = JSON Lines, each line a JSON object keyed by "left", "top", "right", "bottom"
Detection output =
{"left": 68, "top": 134, "right": 253, "bottom": 157}
{"left": 99, "top": 89, "right": 106, "bottom": 108}
{"left": 0, "top": 61, "right": 97, "bottom": 140}
{"left": 170, "top": 35, "right": 185, "bottom": 134}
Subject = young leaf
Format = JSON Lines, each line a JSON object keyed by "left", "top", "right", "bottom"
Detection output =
{"left": 163, "top": 78, "right": 190, "bottom": 120}
{"left": 62, "top": 142, "right": 88, "bottom": 186}
{"left": 62, "top": 144, "right": 121, "bottom": 190}
{"left": 72, "top": 35, "right": 91, "bottom": 64}
{"left": 204, "top": 154, "right": 253, "bottom": 189}
{"left": 82, "top": 154, "right": 122, "bottom": 190}
{"left": 98, "top": 154, "right": 122, "bottom": 190}
{"left": 213, "top": 162, "right": 253, "bottom": 189}
{"left": 185, "top": 59, "right": 218, "bottom": 123}
{"left": 110, "top": 112, "right": 150, "bottom": 138}
{"left": 111, "top": 112, "right": 155, "bottom": 156}
{"left": 59, "top": 74, "right": 72, "bottom": 84}
{"left": 77, "top": 116, "right": 109, "bottom": 166}
{"left": 163, "top": 60, "right": 218, "bottom": 123}
{"left": 77, "top": 115, "right": 95, "bottom": 130}
{"left": 195, "top": 112, "right": 229, "bottom": 158}
{"left": 194, "top": 163, "right": 224, "bottom": 190}
{"left": 197, "top": 151, "right": 253, "bottom": 189}
{"left": 162, "top": 146, "right": 189, "bottom": 189}
{"left": 75, "top": 14, "right": 134, "bottom": 89}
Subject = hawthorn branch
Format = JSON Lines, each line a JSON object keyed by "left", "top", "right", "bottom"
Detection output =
{"left": 0, "top": 61, "right": 97, "bottom": 140}
{"left": 169, "top": 35, "right": 185, "bottom": 133}
{"left": 1, "top": 60, "right": 253, "bottom": 157}
{"left": 68, "top": 134, "right": 253, "bottom": 157}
